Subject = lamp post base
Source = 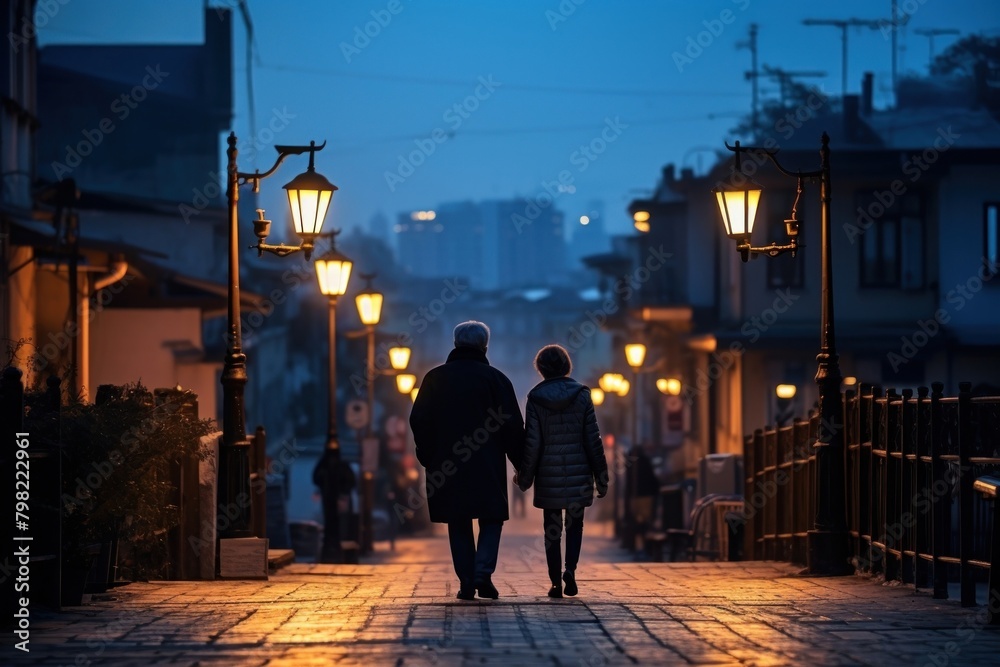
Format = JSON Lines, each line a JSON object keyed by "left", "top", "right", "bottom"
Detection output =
{"left": 806, "top": 529, "right": 854, "bottom": 575}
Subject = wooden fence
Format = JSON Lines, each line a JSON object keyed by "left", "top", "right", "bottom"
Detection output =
{"left": 744, "top": 382, "right": 1000, "bottom": 610}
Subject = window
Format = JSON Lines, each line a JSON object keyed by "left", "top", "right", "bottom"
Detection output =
{"left": 857, "top": 190, "right": 925, "bottom": 289}
{"left": 986, "top": 203, "right": 1000, "bottom": 269}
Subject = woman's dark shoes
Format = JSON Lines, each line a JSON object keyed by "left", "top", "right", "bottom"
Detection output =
{"left": 456, "top": 588, "right": 476, "bottom": 601}
{"left": 562, "top": 571, "right": 578, "bottom": 597}
{"left": 476, "top": 579, "right": 499, "bottom": 599}
{"left": 547, "top": 584, "right": 563, "bottom": 598}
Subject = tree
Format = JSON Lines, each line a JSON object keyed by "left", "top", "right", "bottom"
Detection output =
{"left": 930, "top": 35, "right": 1000, "bottom": 77}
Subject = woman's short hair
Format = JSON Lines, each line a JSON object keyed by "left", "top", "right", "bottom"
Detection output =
{"left": 453, "top": 321, "right": 490, "bottom": 351}
{"left": 534, "top": 344, "right": 572, "bottom": 379}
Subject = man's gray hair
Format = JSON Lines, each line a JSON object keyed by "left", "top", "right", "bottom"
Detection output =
{"left": 454, "top": 321, "right": 490, "bottom": 351}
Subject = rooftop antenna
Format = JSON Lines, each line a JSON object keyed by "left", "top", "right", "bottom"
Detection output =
{"left": 914, "top": 28, "right": 961, "bottom": 72}
{"left": 803, "top": 16, "right": 904, "bottom": 98}
{"left": 736, "top": 23, "right": 760, "bottom": 138}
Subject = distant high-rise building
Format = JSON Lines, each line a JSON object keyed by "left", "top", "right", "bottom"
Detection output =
{"left": 367, "top": 211, "right": 390, "bottom": 245}
{"left": 491, "top": 198, "right": 566, "bottom": 288}
{"left": 395, "top": 197, "right": 567, "bottom": 289}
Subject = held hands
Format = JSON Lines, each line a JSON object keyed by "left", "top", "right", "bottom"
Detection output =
{"left": 597, "top": 486, "right": 608, "bottom": 499}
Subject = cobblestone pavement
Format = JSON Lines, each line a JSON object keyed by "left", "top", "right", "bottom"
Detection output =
{"left": 7, "top": 513, "right": 1000, "bottom": 666}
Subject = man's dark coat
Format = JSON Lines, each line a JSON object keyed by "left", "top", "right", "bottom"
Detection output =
{"left": 409, "top": 346, "right": 525, "bottom": 523}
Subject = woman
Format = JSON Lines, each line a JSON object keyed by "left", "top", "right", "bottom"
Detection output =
{"left": 517, "top": 344, "right": 608, "bottom": 598}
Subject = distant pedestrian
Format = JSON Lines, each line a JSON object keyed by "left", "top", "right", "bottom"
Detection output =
{"left": 409, "top": 321, "right": 525, "bottom": 600}
{"left": 312, "top": 443, "right": 356, "bottom": 563}
{"left": 517, "top": 344, "right": 608, "bottom": 598}
{"left": 628, "top": 444, "right": 660, "bottom": 553}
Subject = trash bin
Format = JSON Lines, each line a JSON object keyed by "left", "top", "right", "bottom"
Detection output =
{"left": 699, "top": 453, "right": 743, "bottom": 498}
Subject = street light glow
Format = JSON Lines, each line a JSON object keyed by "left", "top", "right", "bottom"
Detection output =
{"left": 656, "top": 377, "right": 682, "bottom": 396}
{"left": 396, "top": 373, "right": 416, "bottom": 394}
{"left": 776, "top": 384, "right": 797, "bottom": 399}
{"left": 625, "top": 343, "right": 646, "bottom": 368}
{"left": 591, "top": 387, "right": 605, "bottom": 406}
{"left": 389, "top": 346, "right": 411, "bottom": 370}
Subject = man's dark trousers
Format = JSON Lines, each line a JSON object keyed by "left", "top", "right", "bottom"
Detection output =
{"left": 447, "top": 518, "right": 503, "bottom": 591}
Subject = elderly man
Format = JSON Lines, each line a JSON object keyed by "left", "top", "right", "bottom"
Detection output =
{"left": 409, "top": 321, "right": 525, "bottom": 600}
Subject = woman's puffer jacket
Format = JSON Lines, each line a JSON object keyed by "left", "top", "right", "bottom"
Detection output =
{"left": 518, "top": 377, "right": 608, "bottom": 509}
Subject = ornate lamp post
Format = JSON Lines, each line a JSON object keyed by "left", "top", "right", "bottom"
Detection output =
{"left": 599, "top": 372, "right": 625, "bottom": 536}
{"left": 355, "top": 274, "right": 384, "bottom": 554}
{"left": 313, "top": 239, "right": 353, "bottom": 563}
{"left": 712, "top": 132, "right": 850, "bottom": 575}
{"left": 220, "top": 133, "right": 336, "bottom": 542}
{"left": 624, "top": 342, "right": 646, "bottom": 551}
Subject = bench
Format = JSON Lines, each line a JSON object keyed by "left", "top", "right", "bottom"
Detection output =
{"left": 666, "top": 494, "right": 744, "bottom": 562}
{"left": 973, "top": 475, "right": 999, "bottom": 626}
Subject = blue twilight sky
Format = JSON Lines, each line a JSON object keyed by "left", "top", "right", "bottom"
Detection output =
{"left": 38, "top": 0, "right": 999, "bottom": 240}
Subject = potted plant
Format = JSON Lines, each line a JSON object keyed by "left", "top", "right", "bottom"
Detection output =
{"left": 24, "top": 379, "right": 213, "bottom": 600}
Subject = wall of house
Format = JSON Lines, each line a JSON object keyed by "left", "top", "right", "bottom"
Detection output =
{"left": 936, "top": 163, "right": 1000, "bottom": 332}
{"left": 89, "top": 307, "right": 217, "bottom": 420}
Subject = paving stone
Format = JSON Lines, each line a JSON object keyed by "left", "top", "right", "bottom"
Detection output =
{"left": 7, "top": 515, "right": 1000, "bottom": 665}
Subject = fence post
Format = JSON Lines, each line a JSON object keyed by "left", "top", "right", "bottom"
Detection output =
{"left": 930, "top": 382, "right": 948, "bottom": 599}
{"left": 958, "top": 381, "right": 975, "bottom": 607}
{"left": 901, "top": 388, "right": 914, "bottom": 585}
{"left": 870, "top": 384, "right": 884, "bottom": 575}
{"left": 845, "top": 388, "right": 858, "bottom": 568}
{"left": 914, "top": 386, "right": 930, "bottom": 589}
{"left": 859, "top": 383, "right": 873, "bottom": 573}
{"left": 885, "top": 388, "right": 900, "bottom": 582}
{"left": 752, "top": 429, "right": 765, "bottom": 560}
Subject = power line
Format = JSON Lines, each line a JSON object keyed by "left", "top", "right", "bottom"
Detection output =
{"left": 329, "top": 114, "right": 743, "bottom": 154}
{"left": 256, "top": 61, "right": 747, "bottom": 99}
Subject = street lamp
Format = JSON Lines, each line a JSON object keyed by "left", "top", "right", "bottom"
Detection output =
{"left": 624, "top": 342, "right": 646, "bottom": 552}
{"left": 624, "top": 343, "right": 646, "bottom": 448}
{"left": 355, "top": 273, "right": 384, "bottom": 554}
{"left": 591, "top": 387, "right": 605, "bottom": 406}
{"left": 220, "top": 133, "right": 336, "bottom": 543}
{"left": 656, "top": 377, "right": 682, "bottom": 396}
{"left": 713, "top": 132, "right": 849, "bottom": 575}
{"left": 313, "top": 238, "right": 353, "bottom": 563}
{"left": 396, "top": 373, "right": 416, "bottom": 394}
{"left": 388, "top": 346, "right": 411, "bottom": 371}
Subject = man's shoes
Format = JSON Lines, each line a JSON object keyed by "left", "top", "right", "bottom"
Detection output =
{"left": 562, "top": 571, "right": 578, "bottom": 597}
{"left": 456, "top": 588, "right": 476, "bottom": 600}
{"left": 476, "top": 579, "right": 499, "bottom": 599}
{"left": 547, "top": 584, "right": 563, "bottom": 598}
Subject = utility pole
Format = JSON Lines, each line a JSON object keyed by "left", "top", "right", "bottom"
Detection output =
{"left": 736, "top": 23, "right": 759, "bottom": 138}
{"left": 802, "top": 18, "right": 890, "bottom": 98}
{"left": 915, "top": 28, "right": 960, "bottom": 71}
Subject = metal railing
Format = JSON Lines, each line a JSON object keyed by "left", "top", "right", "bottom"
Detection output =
{"left": 744, "top": 382, "right": 1000, "bottom": 608}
